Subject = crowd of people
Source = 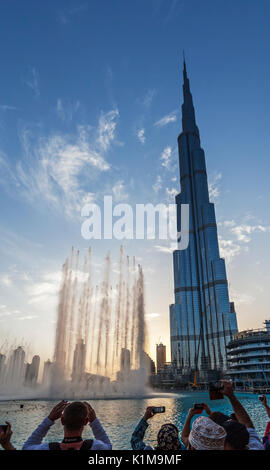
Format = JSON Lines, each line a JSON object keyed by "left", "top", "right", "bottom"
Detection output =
{"left": 1, "top": 380, "right": 270, "bottom": 451}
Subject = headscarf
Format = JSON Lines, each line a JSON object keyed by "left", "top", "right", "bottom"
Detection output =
{"left": 156, "top": 423, "right": 181, "bottom": 450}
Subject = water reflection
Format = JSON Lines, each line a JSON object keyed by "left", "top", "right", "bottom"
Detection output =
{"left": 0, "top": 392, "right": 269, "bottom": 450}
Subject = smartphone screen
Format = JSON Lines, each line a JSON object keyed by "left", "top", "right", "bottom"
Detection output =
{"left": 153, "top": 406, "right": 165, "bottom": 413}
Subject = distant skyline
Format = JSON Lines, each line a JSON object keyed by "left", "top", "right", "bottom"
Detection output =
{"left": 0, "top": 0, "right": 270, "bottom": 365}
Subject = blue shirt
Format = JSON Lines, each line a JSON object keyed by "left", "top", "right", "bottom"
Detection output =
{"left": 22, "top": 417, "right": 112, "bottom": 450}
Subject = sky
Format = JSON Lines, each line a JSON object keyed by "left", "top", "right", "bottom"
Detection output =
{"left": 0, "top": 0, "right": 270, "bottom": 368}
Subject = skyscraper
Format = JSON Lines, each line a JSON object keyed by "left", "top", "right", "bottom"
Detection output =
{"left": 170, "top": 61, "right": 238, "bottom": 374}
{"left": 6, "top": 346, "right": 25, "bottom": 386}
{"left": 71, "top": 339, "right": 86, "bottom": 382}
{"left": 156, "top": 343, "right": 166, "bottom": 371}
{"left": 25, "top": 355, "right": 40, "bottom": 387}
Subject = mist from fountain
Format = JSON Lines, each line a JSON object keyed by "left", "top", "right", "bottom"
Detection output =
{"left": 0, "top": 246, "right": 149, "bottom": 399}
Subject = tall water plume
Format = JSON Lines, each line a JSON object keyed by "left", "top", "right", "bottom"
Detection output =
{"left": 0, "top": 246, "right": 149, "bottom": 398}
{"left": 49, "top": 246, "right": 148, "bottom": 398}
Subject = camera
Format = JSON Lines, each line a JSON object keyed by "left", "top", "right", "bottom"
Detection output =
{"left": 259, "top": 395, "right": 265, "bottom": 402}
{"left": 152, "top": 406, "right": 165, "bottom": 414}
{"left": 0, "top": 425, "right": 8, "bottom": 433}
{"left": 209, "top": 381, "right": 224, "bottom": 400}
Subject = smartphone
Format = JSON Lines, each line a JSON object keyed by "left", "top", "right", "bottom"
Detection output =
{"left": 193, "top": 403, "right": 204, "bottom": 410}
{"left": 193, "top": 403, "right": 204, "bottom": 414}
{"left": 152, "top": 406, "right": 165, "bottom": 414}
{"left": 209, "top": 382, "right": 224, "bottom": 400}
{"left": 0, "top": 425, "right": 8, "bottom": 433}
{"left": 259, "top": 395, "right": 265, "bottom": 402}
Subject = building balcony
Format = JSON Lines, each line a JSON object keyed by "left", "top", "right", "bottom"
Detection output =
{"left": 227, "top": 368, "right": 270, "bottom": 375}
{"left": 228, "top": 352, "right": 270, "bottom": 362}
{"left": 228, "top": 361, "right": 270, "bottom": 368}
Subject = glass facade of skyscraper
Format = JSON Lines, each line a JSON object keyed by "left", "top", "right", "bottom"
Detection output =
{"left": 170, "top": 62, "right": 238, "bottom": 373}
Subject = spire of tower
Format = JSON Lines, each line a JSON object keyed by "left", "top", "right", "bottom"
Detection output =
{"left": 181, "top": 57, "right": 199, "bottom": 136}
{"left": 183, "top": 51, "right": 187, "bottom": 80}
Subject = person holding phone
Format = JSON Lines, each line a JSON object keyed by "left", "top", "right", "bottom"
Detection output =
{"left": 220, "top": 380, "right": 264, "bottom": 450}
{"left": 130, "top": 406, "right": 183, "bottom": 450}
{"left": 0, "top": 422, "right": 16, "bottom": 450}
{"left": 22, "top": 400, "right": 112, "bottom": 450}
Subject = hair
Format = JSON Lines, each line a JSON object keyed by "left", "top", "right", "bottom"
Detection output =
{"left": 210, "top": 411, "right": 230, "bottom": 426}
{"left": 62, "top": 402, "right": 88, "bottom": 431}
{"left": 222, "top": 421, "right": 249, "bottom": 450}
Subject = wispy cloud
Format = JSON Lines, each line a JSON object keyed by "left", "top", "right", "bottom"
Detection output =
{"left": 153, "top": 175, "right": 162, "bottom": 193}
{"left": 17, "top": 315, "right": 38, "bottom": 321}
{"left": 229, "top": 288, "right": 256, "bottom": 305}
{"left": 0, "top": 274, "right": 13, "bottom": 287}
{"left": 155, "top": 111, "right": 177, "bottom": 128}
{"left": 58, "top": 3, "right": 89, "bottom": 24}
{"left": 145, "top": 313, "right": 160, "bottom": 319}
{"left": 161, "top": 146, "right": 172, "bottom": 168}
{"left": 0, "top": 110, "right": 119, "bottom": 218}
{"left": 142, "top": 89, "right": 156, "bottom": 108}
{"left": 163, "top": 0, "right": 185, "bottom": 24}
{"left": 1, "top": 109, "right": 119, "bottom": 218}
{"left": 137, "top": 129, "right": 146, "bottom": 144}
{"left": 56, "top": 98, "right": 80, "bottom": 123}
{"left": 218, "top": 237, "right": 243, "bottom": 264}
{"left": 0, "top": 105, "right": 18, "bottom": 111}
{"left": 112, "top": 180, "right": 129, "bottom": 202}
{"left": 165, "top": 187, "right": 178, "bottom": 200}
{"left": 24, "top": 67, "right": 40, "bottom": 98}
{"left": 154, "top": 244, "right": 174, "bottom": 254}
{"left": 96, "top": 109, "right": 119, "bottom": 152}
{"left": 209, "top": 172, "right": 222, "bottom": 202}
{"left": 230, "top": 223, "right": 268, "bottom": 243}
{"left": 218, "top": 218, "right": 270, "bottom": 264}
{"left": 26, "top": 270, "right": 62, "bottom": 306}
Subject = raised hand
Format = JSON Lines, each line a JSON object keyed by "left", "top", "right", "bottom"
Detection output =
{"left": 220, "top": 379, "right": 234, "bottom": 398}
{"left": 0, "top": 422, "right": 14, "bottom": 450}
{"left": 143, "top": 406, "right": 155, "bottom": 421}
{"left": 83, "top": 402, "right": 96, "bottom": 423}
{"left": 48, "top": 400, "right": 68, "bottom": 421}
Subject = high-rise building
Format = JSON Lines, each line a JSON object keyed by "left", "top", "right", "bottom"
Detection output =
{"left": 120, "top": 348, "right": 131, "bottom": 372}
{"left": 0, "top": 354, "right": 6, "bottom": 384}
{"left": 25, "top": 355, "right": 40, "bottom": 387}
{"left": 6, "top": 346, "right": 26, "bottom": 386}
{"left": 170, "top": 61, "right": 238, "bottom": 374}
{"left": 156, "top": 343, "right": 166, "bottom": 371}
{"left": 42, "top": 359, "right": 53, "bottom": 387}
{"left": 72, "top": 339, "right": 86, "bottom": 382}
{"left": 226, "top": 320, "right": 270, "bottom": 388}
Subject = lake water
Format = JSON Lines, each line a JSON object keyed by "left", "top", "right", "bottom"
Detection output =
{"left": 0, "top": 391, "right": 269, "bottom": 450}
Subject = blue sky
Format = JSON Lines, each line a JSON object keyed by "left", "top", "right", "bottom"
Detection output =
{"left": 0, "top": 0, "right": 270, "bottom": 364}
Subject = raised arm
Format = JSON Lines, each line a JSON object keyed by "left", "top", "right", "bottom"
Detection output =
{"left": 181, "top": 408, "right": 202, "bottom": 448}
{"left": 131, "top": 407, "right": 155, "bottom": 450}
{"left": 84, "top": 402, "right": 112, "bottom": 450}
{"left": 220, "top": 380, "right": 254, "bottom": 428}
{"left": 261, "top": 395, "right": 270, "bottom": 419}
{"left": 22, "top": 400, "right": 67, "bottom": 450}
